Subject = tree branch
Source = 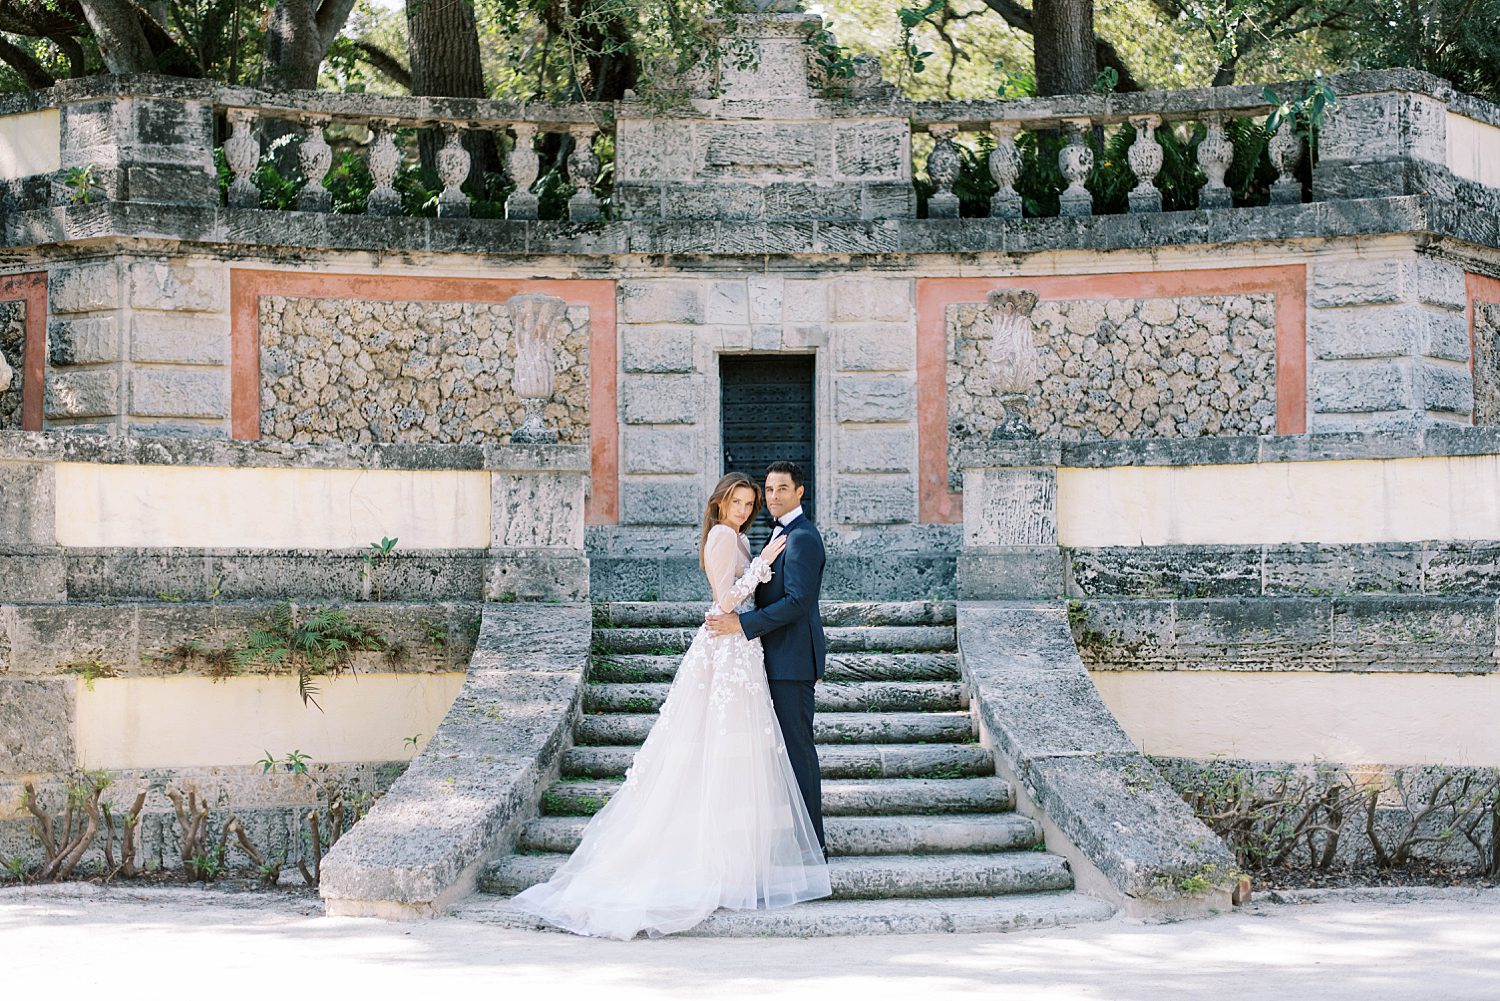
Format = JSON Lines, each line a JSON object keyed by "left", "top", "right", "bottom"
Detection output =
{"left": 351, "top": 39, "right": 410, "bottom": 90}
{"left": 0, "top": 31, "right": 56, "bottom": 87}
{"left": 977, "top": 0, "right": 1141, "bottom": 91}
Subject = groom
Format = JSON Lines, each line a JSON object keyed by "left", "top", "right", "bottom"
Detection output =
{"left": 707, "top": 460, "right": 828, "bottom": 856}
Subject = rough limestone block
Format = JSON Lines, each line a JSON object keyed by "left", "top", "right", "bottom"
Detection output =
{"left": 747, "top": 276, "right": 784, "bottom": 324}
{"left": 963, "top": 467, "right": 1057, "bottom": 548}
{"left": 763, "top": 182, "right": 861, "bottom": 220}
{"left": 782, "top": 280, "right": 827, "bottom": 323}
{"left": 1309, "top": 260, "right": 1406, "bottom": 307}
{"left": 48, "top": 261, "right": 119, "bottom": 314}
{"left": 130, "top": 312, "right": 229, "bottom": 365}
{"left": 491, "top": 472, "right": 585, "bottom": 549}
{"left": 0, "top": 679, "right": 74, "bottom": 774}
{"left": 611, "top": 120, "right": 696, "bottom": 182}
{"left": 958, "top": 549, "right": 1066, "bottom": 600}
{"left": 658, "top": 182, "right": 765, "bottom": 221}
{"left": 836, "top": 376, "right": 914, "bottom": 423}
{"left": 622, "top": 428, "right": 703, "bottom": 474}
{"left": 0, "top": 462, "right": 55, "bottom": 545}
{"left": 861, "top": 183, "right": 917, "bottom": 220}
{"left": 127, "top": 260, "right": 226, "bottom": 312}
{"left": 319, "top": 603, "right": 588, "bottom": 916}
{"left": 9, "top": 603, "right": 138, "bottom": 674}
{"left": 835, "top": 323, "right": 915, "bottom": 372}
{"left": 47, "top": 316, "right": 119, "bottom": 366}
{"left": 751, "top": 324, "right": 781, "bottom": 351}
{"left": 619, "top": 280, "right": 707, "bottom": 325}
{"left": 1420, "top": 363, "right": 1474, "bottom": 415}
{"left": 128, "top": 368, "right": 227, "bottom": 418}
{"left": 45, "top": 368, "right": 120, "bottom": 419}
{"left": 1310, "top": 360, "right": 1411, "bottom": 413}
{"left": 784, "top": 325, "right": 828, "bottom": 349}
{"left": 1423, "top": 309, "right": 1472, "bottom": 362}
{"left": 834, "top": 121, "right": 909, "bottom": 180}
{"left": 958, "top": 604, "right": 1235, "bottom": 914}
{"left": 833, "top": 476, "right": 915, "bottom": 524}
{"left": 621, "top": 327, "right": 696, "bottom": 373}
{"left": 698, "top": 123, "right": 829, "bottom": 178}
{"left": 618, "top": 477, "right": 702, "bottom": 526}
{"left": 837, "top": 428, "right": 914, "bottom": 473}
{"left": 487, "top": 555, "right": 588, "bottom": 603}
{"left": 706, "top": 282, "right": 749, "bottom": 325}
{"left": 1416, "top": 257, "right": 1468, "bottom": 310}
{"left": 1309, "top": 304, "right": 1431, "bottom": 360}
{"left": 620, "top": 374, "right": 701, "bottom": 425}
{"left": 830, "top": 278, "right": 912, "bottom": 323}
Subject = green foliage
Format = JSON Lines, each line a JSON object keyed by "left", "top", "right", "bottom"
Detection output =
{"left": 234, "top": 602, "right": 388, "bottom": 711}
{"left": 259, "top": 749, "right": 313, "bottom": 778}
{"left": 1326, "top": 0, "right": 1500, "bottom": 100}
{"left": 361, "top": 536, "right": 399, "bottom": 600}
{"left": 62, "top": 165, "right": 100, "bottom": 205}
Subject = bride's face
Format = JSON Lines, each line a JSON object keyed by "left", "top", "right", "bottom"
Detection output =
{"left": 721, "top": 485, "right": 757, "bottom": 531}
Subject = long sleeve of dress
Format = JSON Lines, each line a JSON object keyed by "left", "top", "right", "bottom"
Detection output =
{"left": 704, "top": 525, "right": 773, "bottom": 613}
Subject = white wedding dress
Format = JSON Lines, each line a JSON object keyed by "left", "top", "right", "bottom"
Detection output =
{"left": 511, "top": 524, "right": 832, "bottom": 939}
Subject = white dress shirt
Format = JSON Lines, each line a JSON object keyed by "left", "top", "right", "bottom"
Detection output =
{"left": 769, "top": 505, "right": 804, "bottom": 541}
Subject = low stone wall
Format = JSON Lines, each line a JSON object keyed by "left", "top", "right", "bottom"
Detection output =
{"left": 319, "top": 602, "right": 588, "bottom": 918}
{"left": 958, "top": 603, "right": 1236, "bottom": 918}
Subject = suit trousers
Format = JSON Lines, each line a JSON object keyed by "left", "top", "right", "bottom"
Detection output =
{"left": 768, "top": 679, "right": 824, "bottom": 851}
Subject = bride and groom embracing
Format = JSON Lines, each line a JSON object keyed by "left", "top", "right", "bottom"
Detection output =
{"left": 513, "top": 461, "right": 834, "bottom": 939}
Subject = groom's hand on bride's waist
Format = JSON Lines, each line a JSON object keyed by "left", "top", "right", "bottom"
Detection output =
{"left": 705, "top": 611, "right": 742, "bottom": 636}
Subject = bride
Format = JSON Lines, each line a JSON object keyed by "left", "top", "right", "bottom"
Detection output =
{"left": 512, "top": 472, "right": 832, "bottom": 939}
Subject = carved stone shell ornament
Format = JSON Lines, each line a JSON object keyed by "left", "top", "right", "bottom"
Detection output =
{"left": 981, "top": 289, "right": 1043, "bottom": 439}
{"left": 508, "top": 293, "right": 569, "bottom": 443}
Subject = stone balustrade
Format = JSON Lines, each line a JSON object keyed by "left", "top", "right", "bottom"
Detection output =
{"left": 3, "top": 67, "right": 1497, "bottom": 226}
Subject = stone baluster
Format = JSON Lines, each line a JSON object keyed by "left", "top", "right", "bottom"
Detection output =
{"left": 366, "top": 118, "right": 401, "bottom": 217}
{"left": 1126, "top": 114, "right": 1164, "bottom": 213}
{"left": 222, "top": 108, "right": 260, "bottom": 210}
{"left": 926, "top": 123, "right": 962, "bottom": 219}
{"left": 987, "top": 121, "right": 1023, "bottom": 220}
{"left": 1057, "top": 117, "right": 1094, "bottom": 217}
{"left": 1196, "top": 113, "right": 1233, "bottom": 209}
{"left": 435, "top": 124, "right": 471, "bottom": 218}
{"left": 567, "top": 125, "right": 602, "bottom": 222}
{"left": 1267, "top": 117, "right": 1303, "bottom": 205}
{"left": 296, "top": 116, "right": 333, "bottom": 212}
{"left": 506, "top": 123, "right": 541, "bottom": 220}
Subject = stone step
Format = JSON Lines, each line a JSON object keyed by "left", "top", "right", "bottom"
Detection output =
{"left": 590, "top": 651, "right": 961, "bottom": 683}
{"left": 539, "top": 776, "right": 1013, "bottom": 817}
{"left": 561, "top": 742, "right": 994, "bottom": 780}
{"left": 574, "top": 711, "right": 975, "bottom": 747}
{"left": 595, "top": 601, "right": 956, "bottom": 629}
{"left": 518, "top": 813, "right": 1039, "bottom": 855}
{"left": 591, "top": 625, "right": 956, "bottom": 655}
{"left": 481, "top": 851, "right": 1071, "bottom": 899}
{"left": 582, "top": 681, "right": 966, "bottom": 714}
{"left": 455, "top": 891, "right": 1114, "bottom": 938}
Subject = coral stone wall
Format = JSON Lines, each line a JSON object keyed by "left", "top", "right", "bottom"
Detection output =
{"left": 947, "top": 295, "right": 1277, "bottom": 484}
{"left": 0, "top": 299, "right": 21, "bottom": 429}
{"left": 257, "top": 296, "right": 591, "bottom": 444}
{"left": 1476, "top": 301, "right": 1500, "bottom": 425}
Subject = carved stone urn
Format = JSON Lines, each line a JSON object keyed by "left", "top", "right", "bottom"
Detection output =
{"left": 981, "top": 289, "right": 1042, "bottom": 439}
{"left": 507, "top": 294, "right": 568, "bottom": 443}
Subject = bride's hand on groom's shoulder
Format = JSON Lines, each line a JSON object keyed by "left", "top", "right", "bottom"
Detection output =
{"left": 760, "top": 535, "right": 787, "bottom": 565}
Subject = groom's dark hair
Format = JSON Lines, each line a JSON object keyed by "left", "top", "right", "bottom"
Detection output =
{"left": 765, "top": 460, "right": 805, "bottom": 488}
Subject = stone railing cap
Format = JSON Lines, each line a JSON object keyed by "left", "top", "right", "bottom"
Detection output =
{"left": 0, "top": 431, "right": 589, "bottom": 473}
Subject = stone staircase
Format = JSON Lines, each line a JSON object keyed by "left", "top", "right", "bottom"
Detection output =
{"left": 458, "top": 601, "right": 1114, "bottom": 936}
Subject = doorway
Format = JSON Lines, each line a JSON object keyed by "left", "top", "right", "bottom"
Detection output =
{"left": 719, "top": 355, "right": 815, "bottom": 548}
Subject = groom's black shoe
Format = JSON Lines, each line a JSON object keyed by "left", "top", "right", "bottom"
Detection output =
{"left": 822, "top": 846, "right": 830, "bottom": 863}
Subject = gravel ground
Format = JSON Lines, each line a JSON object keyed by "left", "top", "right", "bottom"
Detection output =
{"left": 4, "top": 883, "right": 1499, "bottom": 1001}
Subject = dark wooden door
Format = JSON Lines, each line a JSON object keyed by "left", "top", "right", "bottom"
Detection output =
{"left": 720, "top": 355, "right": 815, "bottom": 549}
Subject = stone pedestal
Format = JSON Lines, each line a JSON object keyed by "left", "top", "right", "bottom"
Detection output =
{"left": 1312, "top": 89, "right": 1450, "bottom": 200}
{"left": 957, "top": 440, "right": 1064, "bottom": 599}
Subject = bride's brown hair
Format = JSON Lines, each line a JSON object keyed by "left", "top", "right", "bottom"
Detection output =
{"left": 699, "top": 472, "right": 762, "bottom": 569}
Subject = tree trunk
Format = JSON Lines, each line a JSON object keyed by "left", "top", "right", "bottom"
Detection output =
{"left": 1032, "top": 0, "right": 1098, "bottom": 95}
{"left": 406, "top": 0, "right": 496, "bottom": 187}
{"left": 263, "top": 0, "right": 357, "bottom": 90}
{"left": 77, "top": 0, "right": 155, "bottom": 73}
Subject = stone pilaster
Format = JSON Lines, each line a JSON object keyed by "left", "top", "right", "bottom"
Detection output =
{"left": 1312, "top": 90, "right": 1450, "bottom": 200}
{"left": 1306, "top": 253, "right": 1471, "bottom": 430}
{"left": 54, "top": 86, "right": 218, "bottom": 208}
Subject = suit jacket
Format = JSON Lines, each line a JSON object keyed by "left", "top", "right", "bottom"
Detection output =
{"left": 739, "top": 512, "right": 827, "bottom": 682}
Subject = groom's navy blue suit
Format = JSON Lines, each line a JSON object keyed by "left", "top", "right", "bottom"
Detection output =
{"left": 739, "top": 511, "right": 827, "bottom": 850}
